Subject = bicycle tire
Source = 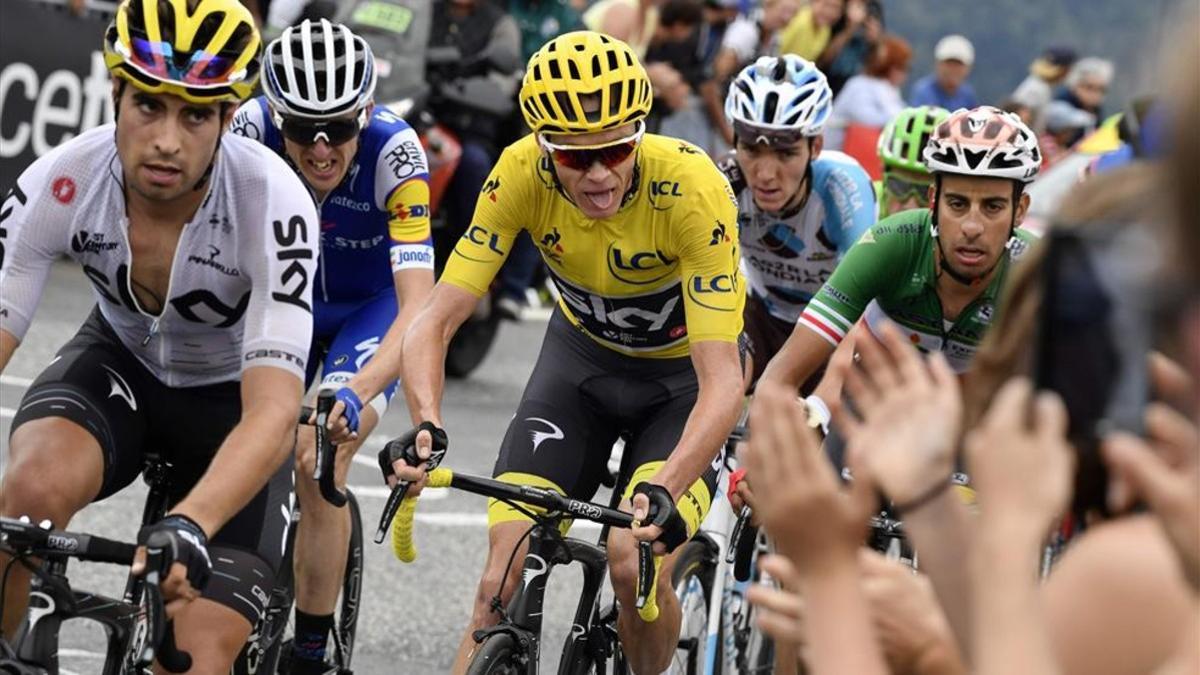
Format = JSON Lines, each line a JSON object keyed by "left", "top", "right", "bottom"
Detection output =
{"left": 668, "top": 540, "right": 716, "bottom": 675}
{"left": 466, "top": 633, "right": 525, "bottom": 675}
{"left": 334, "top": 489, "right": 365, "bottom": 668}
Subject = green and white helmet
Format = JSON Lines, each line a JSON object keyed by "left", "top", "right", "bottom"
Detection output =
{"left": 878, "top": 106, "right": 950, "bottom": 174}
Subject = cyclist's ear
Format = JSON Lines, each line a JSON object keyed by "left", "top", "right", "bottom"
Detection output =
{"left": 1014, "top": 189, "right": 1031, "bottom": 225}
{"left": 809, "top": 135, "right": 824, "bottom": 158}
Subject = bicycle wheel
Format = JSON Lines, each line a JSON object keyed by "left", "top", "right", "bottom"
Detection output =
{"left": 466, "top": 633, "right": 525, "bottom": 675}
{"left": 668, "top": 540, "right": 716, "bottom": 675}
{"left": 333, "top": 489, "right": 365, "bottom": 668}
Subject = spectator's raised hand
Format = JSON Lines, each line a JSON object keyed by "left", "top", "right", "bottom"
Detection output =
{"left": 833, "top": 321, "right": 961, "bottom": 507}
{"left": 859, "top": 550, "right": 966, "bottom": 675}
{"left": 1103, "top": 353, "right": 1200, "bottom": 590}
{"left": 965, "top": 378, "right": 1073, "bottom": 537}
{"left": 746, "top": 553, "right": 808, "bottom": 651}
{"left": 745, "top": 381, "right": 876, "bottom": 571}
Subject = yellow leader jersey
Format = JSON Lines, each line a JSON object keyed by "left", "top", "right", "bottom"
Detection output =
{"left": 440, "top": 133, "right": 745, "bottom": 358}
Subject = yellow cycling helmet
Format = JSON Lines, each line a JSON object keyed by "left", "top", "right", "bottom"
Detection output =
{"left": 103, "top": 0, "right": 262, "bottom": 105}
{"left": 519, "top": 31, "right": 653, "bottom": 135}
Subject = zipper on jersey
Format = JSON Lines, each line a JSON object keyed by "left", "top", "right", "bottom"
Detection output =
{"left": 141, "top": 317, "right": 160, "bottom": 346}
{"left": 119, "top": 215, "right": 190, "bottom": 384}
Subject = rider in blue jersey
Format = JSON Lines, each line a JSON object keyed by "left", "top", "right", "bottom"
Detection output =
{"left": 232, "top": 19, "right": 434, "bottom": 674}
{"left": 719, "top": 54, "right": 876, "bottom": 390}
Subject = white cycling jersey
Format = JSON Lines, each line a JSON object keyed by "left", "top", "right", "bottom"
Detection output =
{"left": 0, "top": 125, "right": 319, "bottom": 387}
{"left": 719, "top": 150, "right": 877, "bottom": 324}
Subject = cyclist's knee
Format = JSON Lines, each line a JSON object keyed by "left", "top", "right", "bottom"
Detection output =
{"left": 605, "top": 529, "right": 640, "bottom": 599}
{"left": 294, "top": 424, "right": 317, "bottom": 475}
{"left": 172, "top": 599, "right": 253, "bottom": 673}
{"left": 470, "top": 524, "right": 529, "bottom": 624}
{"left": 2, "top": 419, "right": 103, "bottom": 524}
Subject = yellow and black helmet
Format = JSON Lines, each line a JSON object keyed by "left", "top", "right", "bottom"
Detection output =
{"left": 103, "top": 0, "right": 262, "bottom": 104}
{"left": 519, "top": 31, "right": 653, "bottom": 135}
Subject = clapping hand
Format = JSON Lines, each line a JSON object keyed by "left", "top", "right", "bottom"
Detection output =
{"left": 832, "top": 321, "right": 962, "bottom": 507}
{"left": 965, "top": 378, "right": 1073, "bottom": 538}
{"left": 744, "top": 381, "right": 875, "bottom": 572}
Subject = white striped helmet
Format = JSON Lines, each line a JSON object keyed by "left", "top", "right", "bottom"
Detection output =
{"left": 724, "top": 54, "right": 832, "bottom": 137}
{"left": 263, "top": 19, "right": 377, "bottom": 119}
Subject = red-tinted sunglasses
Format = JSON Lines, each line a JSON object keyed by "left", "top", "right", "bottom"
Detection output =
{"left": 539, "top": 123, "right": 644, "bottom": 171}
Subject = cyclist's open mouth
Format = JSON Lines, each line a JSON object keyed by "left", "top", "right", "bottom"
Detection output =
{"left": 955, "top": 246, "right": 988, "bottom": 267}
{"left": 753, "top": 186, "right": 783, "bottom": 203}
{"left": 582, "top": 188, "right": 615, "bottom": 211}
{"left": 142, "top": 163, "right": 182, "bottom": 187}
{"left": 307, "top": 158, "right": 339, "bottom": 181}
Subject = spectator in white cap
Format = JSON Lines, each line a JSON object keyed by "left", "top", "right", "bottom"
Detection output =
{"left": 909, "top": 34, "right": 979, "bottom": 110}
{"left": 1056, "top": 56, "right": 1114, "bottom": 119}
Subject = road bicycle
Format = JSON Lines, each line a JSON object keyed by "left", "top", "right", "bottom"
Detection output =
{"left": 2, "top": 391, "right": 363, "bottom": 674}
{"left": 0, "top": 516, "right": 190, "bottom": 674}
{"left": 380, "top": 436, "right": 668, "bottom": 674}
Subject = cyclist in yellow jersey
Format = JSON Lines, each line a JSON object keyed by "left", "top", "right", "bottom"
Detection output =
{"left": 386, "top": 31, "right": 746, "bottom": 674}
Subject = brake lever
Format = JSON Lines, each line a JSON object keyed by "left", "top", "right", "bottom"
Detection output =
{"left": 724, "top": 505, "right": 752, "bottom": 565}
{"left": 313, "top": 389, "right": 347, "bottom": 508}
{"left": 138, "top": 550, "right": 193, "bottom": 672}
{"left": 635, "top": 540, "right": 654, "bottom": 610}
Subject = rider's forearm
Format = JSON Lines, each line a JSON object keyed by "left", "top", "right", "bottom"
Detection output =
{"left": 401, "top": 283, "right": 486, "bottom": 427}
{"left": 0, "top": 330, "right": 18, "bottom": 374}
{"left": 172, "top": 367, "right": 301, "bottom": 536}
{"left": 759, "top": 327, "right": 833, "bottom": 393}
{"left": 400, "top": 309, "right": 453, "bottom": 427}
{"left": 346, "top": 271, "right": 434, "bottom": 404}
{"left": 654, "top": 343, "right": 743, "bottom": 500}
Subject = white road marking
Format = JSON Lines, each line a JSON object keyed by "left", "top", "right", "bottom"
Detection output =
{"left": 0, "top": 374, "right": 35, "bottom": 387}
{"left": 58, "top": 649, "right": 105, "bottom": 660}
{"left": 349, "top": 485, "right": 447, "bottom": 501}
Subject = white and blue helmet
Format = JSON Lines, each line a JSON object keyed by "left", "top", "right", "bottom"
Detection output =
{"left": 264, "top": 19, "right": 377, "bottom": 119}
{"left": 725, "top": 55, "right": 832, "bottom": 138}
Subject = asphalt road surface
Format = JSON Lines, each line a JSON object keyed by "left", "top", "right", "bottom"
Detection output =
{"left": 0, "top": 260, "right": 622, "bottom": 673}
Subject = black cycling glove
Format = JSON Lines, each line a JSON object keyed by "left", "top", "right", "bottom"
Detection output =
{"left": 378, "top": 421, "right": 449, "bottom": 483}
{"left": 137, "top": 514, "right": 212, "bottom": 591}
{"left": 633, "top": 483, "right": 689, "bottom": 553}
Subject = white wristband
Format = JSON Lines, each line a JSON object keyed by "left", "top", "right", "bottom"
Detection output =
{"left": 803, "top": 394, "right": 832, "bottom": 435}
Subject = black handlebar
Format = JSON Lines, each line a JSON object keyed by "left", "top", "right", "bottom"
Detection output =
{"left": 378, "top": 440, "right": 658, "bottom": 609}
{"left": 298, "top": 392, "right": 348, "bottom": 508}
{"left": 0, "top": 518, "right": 191, "bottom": 671}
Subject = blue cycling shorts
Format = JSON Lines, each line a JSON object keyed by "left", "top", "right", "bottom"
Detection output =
{"left": 305, "top": 288, "right": 399, "bottom": 416}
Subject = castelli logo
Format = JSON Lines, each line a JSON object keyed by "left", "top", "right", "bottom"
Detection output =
{"left": 52, "top": 177, "right": 76, "bottom": 204}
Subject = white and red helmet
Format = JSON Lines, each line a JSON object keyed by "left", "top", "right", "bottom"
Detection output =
{"left": 923, "top": 106, "right": 1042, "bottom": 183}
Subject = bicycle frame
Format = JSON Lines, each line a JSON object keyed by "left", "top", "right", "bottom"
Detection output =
{"left": 467, "top": 491, "right": 628, "bottom": 675}
{"left": 14, "top": 559, "right": 148, "bottom": 675}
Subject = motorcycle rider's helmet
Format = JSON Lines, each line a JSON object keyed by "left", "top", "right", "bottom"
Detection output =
{"left": 519, "top": 31, "right": 652, "bottom": 135}
{"left": 879, "top": 106, "right": 950, "bottom": 174}
{"left": 724, "top": 54, "right": 832, "bottom": 144}
{"left": 263, "top": 19, "right": 377, "bottom": 118}
{"left": 103, "top": 0, "right": 261, "bottom": 104}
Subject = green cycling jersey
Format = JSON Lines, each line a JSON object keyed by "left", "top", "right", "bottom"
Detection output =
{"left": 798, "top": 208, "right": 1037, "bottom": 373}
